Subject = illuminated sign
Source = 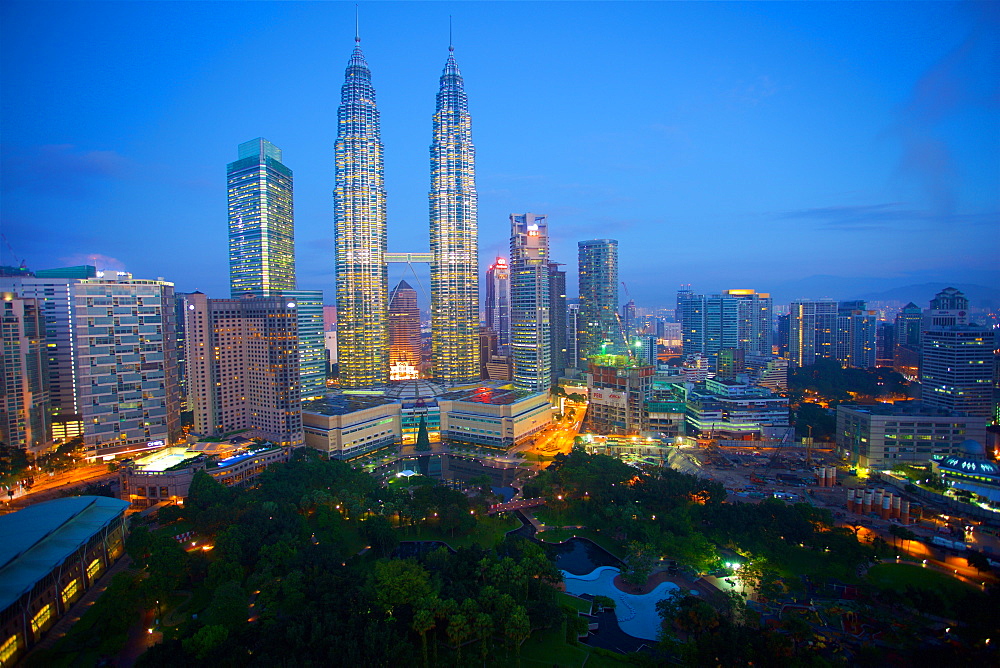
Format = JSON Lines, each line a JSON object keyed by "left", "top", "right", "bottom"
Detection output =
{"left": 591, "top": 388, "right": 627, "bottom": 409}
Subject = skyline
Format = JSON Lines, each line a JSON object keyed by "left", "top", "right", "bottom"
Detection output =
{"left": 1, "top": 2, "right": 998, "bottom": 308}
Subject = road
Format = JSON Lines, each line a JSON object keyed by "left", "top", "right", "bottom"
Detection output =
{"left": 1, "top": 464, "right": 117, "bottom": 511}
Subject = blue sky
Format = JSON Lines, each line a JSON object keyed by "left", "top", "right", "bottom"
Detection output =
{"left": 2, "top": 1, "right": 997, "bottom": 308}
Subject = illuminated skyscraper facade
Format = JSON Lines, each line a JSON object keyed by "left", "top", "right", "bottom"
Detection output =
{"left": 228, "top": 138, "right": 295, "bottom": 297}
{"left": 577, "top": 239, "right": 618, "bottom": 368}
{"left": 430, "top": 45, "right": 479, "bottom": 384}
{"left": 388, "top": 280, "right": 421, "bottom": 380}
{"left": 485, "top": 258, "right": 510, "bottom": 353}
{"left": 510, "top": 214, "right": 550, "bottom": 392}
{"left": 334, "top": 39, "right": 388, "bottom": 388}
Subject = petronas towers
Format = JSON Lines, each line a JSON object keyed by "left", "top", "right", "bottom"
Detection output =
{"left": 334, "top": 35, "right": 479, "bottom": 388}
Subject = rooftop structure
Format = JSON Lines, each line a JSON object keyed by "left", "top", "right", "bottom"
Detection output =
{"left": 0, "top": 496, "right": 129, "bottom": 664}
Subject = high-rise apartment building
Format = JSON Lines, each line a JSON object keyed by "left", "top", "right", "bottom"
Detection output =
{"left": 577, "top": 240, "right": 619, "bottom": 368}
{"left": 183, "top": 293, "right": 303, "bottom": 446}
{"left": 334, "top": 38, "right": 389, "bottom": 388}
{"left": 788, "top": 300, "right": 838, "bottom": 367}
{"left": 484, "top": 258, "right": 510, "bottom": 353}
{"left": 389, "top": 280, "right": 421, "bottom": 380}
{"left": 228, "top": 138, "right": 295, "bottom": 297}
{"left": 0, "top": 265, "right": 97, "bottom": 440}
{"left": 894, "top": 302, "right": 923, "bottom": 377}
{"left": 510, "top": 214, "right": 551, "bottom": 392}
{"left": 1, "top": 293, "right": 50, "bottom": 449}
{"left": 548, "top": 263, "right": 567, "bottom": 386}
{"left": 921, "top": 325, "right": 994, "bottom": 421}
{"left": 679, "top": 289, "right": 772, "bottom": 370}
{"left": 73, "top": 275, "right": 181, "bottom": 458}
{"left": 622, "top": 300, "right": 637, "bottom": 337}
{"left": 430, "top": 45, "right": 479, "bottom": 384}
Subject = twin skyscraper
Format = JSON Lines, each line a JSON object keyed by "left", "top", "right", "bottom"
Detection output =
{"left": 228, "top": 35, "right": 480, "bottom": 390}
{"left": 335, "top": 34, "right": 479, "bottom": 388}
{"left": 336, "top": 35, "right": 480, "bottom": 388}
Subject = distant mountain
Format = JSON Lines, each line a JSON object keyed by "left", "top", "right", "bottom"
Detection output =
{"left": 769, "top": 274, "right": 1000, "bottom": 308}
{"left": 857, "top": 283, "right": 1000, "bottom": 309}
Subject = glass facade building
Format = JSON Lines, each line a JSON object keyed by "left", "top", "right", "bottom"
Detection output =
{"left": 72, "top": 276, "right": 181, "bottom": 458}
{"left": 510, "top": 214, "right": 550, "bottom": 392}
{"left": 484, "top": 258, "right": 510, "bottom": 354}
{"left": 430, "top": 46, "right": 479, "bottom": 384}
{"left": 577, "top": 239, "right": 619, "bottom": 368}
{"left": 334, "top": 39, "right": 389, "bottom": 388}
{"left": 0, "top": 293, "right": 50, "bottom": 449}
{"left": 227, "top": 138, "right": 295, "bottom": 297}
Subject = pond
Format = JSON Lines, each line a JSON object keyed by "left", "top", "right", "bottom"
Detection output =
{"left": 549, "top": 537, "right": 622, "bottom": 575}
{"left": 562, "top": 566, "right": 678, "bottom": 641}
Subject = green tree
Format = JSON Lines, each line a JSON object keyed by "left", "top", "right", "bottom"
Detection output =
{"left": 446, "top": 613, "right": 472, "bottom": 664}
{"left": 373, "top": 560, "right": 434, "bottom": 614}
{"left": 182, "top": 624, "right": 228, "bottom": 660}
{"left": 202, "top": 581, "right": 248, "bottom": 629}
{"left": 415, "top": 415, "right": 431, "bottom": 451}
{"left": 622, "top": 541, "right": 656, "bottom": 588}
{"left": 411, "top": 603, "right": 436, "bottom": 668}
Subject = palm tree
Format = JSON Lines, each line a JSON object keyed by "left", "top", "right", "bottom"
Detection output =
{"left": 447, "top": 612, "right": 471, "bottom": 665}
{"left": 412, "top": 605, "right": 436, "bottom": 668}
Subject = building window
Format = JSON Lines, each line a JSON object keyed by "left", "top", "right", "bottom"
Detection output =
{"left": 0, "top": 635, "right": 18, "bottom": 665}
{"left": 30, "top": 604, "right": 53, "bottom": 635}
{"left": 86, "top": 558, "right": 102, "bottom": 582}
{"left": 62, "top": 578, "right": 80, "bottom": 606}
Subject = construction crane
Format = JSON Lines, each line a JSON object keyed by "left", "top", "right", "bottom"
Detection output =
{"left": 1, "top": 234, "right": 27, "bottom": 270}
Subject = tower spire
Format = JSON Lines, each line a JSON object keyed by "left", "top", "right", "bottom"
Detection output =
{"left": 449, "top": 15, "right": 453, "bottom": 52}
{"left": 355, "top": 4, "right": 360, "bottom": 44}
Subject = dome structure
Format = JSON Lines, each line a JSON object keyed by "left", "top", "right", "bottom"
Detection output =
{"left": 960, "top": 439, "right": 986, "bottom": 458}
{"left": 383, "top": 379, "right": 445, "bottom": 403}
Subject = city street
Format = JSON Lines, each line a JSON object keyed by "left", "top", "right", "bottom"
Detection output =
{"left": 2, "top": 463, "right": 117, "bottom": 511}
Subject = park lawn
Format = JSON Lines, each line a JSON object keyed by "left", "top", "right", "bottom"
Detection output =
{"left": 521, "top": 625, "right": 630, "bottom": 668}
{"left": 537, "top": 528, "right": 578, "bottom": 543}
{"left": 558, "top": 591, "right": 593, "bottom": 614}
{"left": 866, "top": 562, "right": 977, "bottom": 599}
{"left": 771, "top": 545, "right": 862, "bottom": 585}
{"left": 398, "top": 514, "right": 521, "bottom": 549}
{"left": 531, "top": 505, "right": 591, "bottom": 528}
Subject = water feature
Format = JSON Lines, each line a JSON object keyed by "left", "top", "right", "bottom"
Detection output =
{"left": 549, "top": 537, "right": 622, "bottom": 575}
{"left": 562, "top": 566, "right": 678, "bottom": 641}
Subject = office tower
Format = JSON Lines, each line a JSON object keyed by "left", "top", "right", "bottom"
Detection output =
{"left": 876, "top": 321, "right": 895, "bottom": 367}
{"left": 679, "top": 289, "right": 772, "bottom": 370}
{"left": 174, "top": 293, "right": 192, "bottom": 413}
{"left": 484, "top": 258, "right": 510, "bottom": 353}
{"left": 622, "top": 300, "right": 637, "bottom": 337}
{"left": 0, "top": 293, "right": 50, "bottom": 449}
{"left": 716, "top": 347, "right": 745, "bottom": 380}
{"left": 73, "top": 275, "right": 180, "bottom": 458}
{"left": 334, "top": 37, "right": 388, "bottom": 388}
{"left": 567, "top": 304, "right": 580, "bottom": 369}
{"left": 921, "top": 325, "right": 994, "bottom": 421}
{"left": 893, "top": 302, "right": 922, "bottom": 377}
{"left": 183, "top": 293, "right": 303, "bottom": 446}
{"left": 925, "top": 287, "right": 970, "bottom": 328}
{"left": 776, "top": 313, "right": 790, "bottom": 358}
{"left": 548, "top": 263, "right": 567, "bottom": 386}
{"left": 788, "top": 300, "right": 838, "bottom": 367}
{"left": 1, "top": 265, "right": 98, "bottom": 440}
{"left": 836, "top": 302, "right": 877, "bottom": 369}
{"left": 478, "top": 327, "right": 498, "bottom": 379}
{"left": 633, "top": 334, "right": 658, "bottom": 367}
{"left": 510, "top": 214, "right": 551, "bottom": 392}
{"left": 389, "top": 280, "right": 421, "bottom": 380}
{"left": 577, "top": 239, "right": 619, "bottom": 367}
{"left": 228, "top": 138, "right": 295, "bottom": 297}
{"left": 430, "top": 43, "right": 479, "bottom": 384}
{"left": 280, "top": 290, "right": 326, "bottom": 400}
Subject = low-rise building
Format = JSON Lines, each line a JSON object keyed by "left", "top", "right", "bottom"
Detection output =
{"left": 438, "top": 386, "right": 551, "bottom": 449}
{"left": 302, "top": 394, "right": 401, "bottom": 460}
{"left": 836, "top": 403, "right": 984, "bottom": 471}
{"left": 685, "top": 378, "right": 789, "bottom": 439}
{"left": 0, "top": 496, "right": 129, "bottom": 665}
{"left": 120, "top": 443, "right": 289, "bottom": 508}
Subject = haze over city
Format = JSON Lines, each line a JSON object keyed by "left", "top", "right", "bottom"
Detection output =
{"left": 2, "top": 1, "right": 997, "bottom": 307}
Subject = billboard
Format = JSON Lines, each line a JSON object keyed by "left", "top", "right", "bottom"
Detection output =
{"left": 590, "top": 387, "right": 627, "bottom": 409}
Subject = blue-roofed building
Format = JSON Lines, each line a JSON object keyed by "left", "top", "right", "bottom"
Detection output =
{"left": 0, "top": 496, "right": 129, "bottom": 665}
